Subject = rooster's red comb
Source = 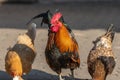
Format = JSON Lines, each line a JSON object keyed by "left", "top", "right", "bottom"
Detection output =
{"left": 51, "top": 12, "right": 62, "bottom": 24}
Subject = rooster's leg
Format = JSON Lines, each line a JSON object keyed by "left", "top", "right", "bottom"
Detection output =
{"left": 70, "top": 69, "right": 74, "bottom": 78}
{"left": 13, "top": 76, "right": 19, "bottom": 80}
{"left": 58, "top": 73, "right": 64, "bottom": 80}
{"left": 13, "top": 76, "right": 23, "bottom": 80}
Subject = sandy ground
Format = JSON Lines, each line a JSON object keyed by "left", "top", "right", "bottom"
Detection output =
{"left": 0, "top": 2, "right": 120, "bottom": 80}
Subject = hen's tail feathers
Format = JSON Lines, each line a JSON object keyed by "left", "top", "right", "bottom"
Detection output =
{"left": 105, "top": 24, "right": 115, "bottom": 42}
{"left": 27, "top": 23, "right": 36, "bottom": 44}
{"left": 27, "top": 10, "right": 52, "bottom": 28}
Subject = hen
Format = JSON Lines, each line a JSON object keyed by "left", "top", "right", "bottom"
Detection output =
{"left": 5, "top": 23, "right": 37, "bottom": 80}
{"left": 29, "top": 10, "right": 80, "bottom": 80}
{"left": 87, "top": 24, "right": 116, "bottom": 80}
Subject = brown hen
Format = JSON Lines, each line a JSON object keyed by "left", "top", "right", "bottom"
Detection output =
{"left": 5, "top": 23, "right": 37, "bottom": 80}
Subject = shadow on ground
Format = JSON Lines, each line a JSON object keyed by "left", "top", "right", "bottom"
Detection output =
{"left": 0, "top": 69, "right": 91, "bottom": 80}
{"left": 0, "top": 70, "right": 11, "bottom": 80}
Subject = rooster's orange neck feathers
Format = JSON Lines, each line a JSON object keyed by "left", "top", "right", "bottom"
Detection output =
{"left": 49, "top": 12, "right": 78, "bottom": 53}
{"left": 55, "top": 24, "right": 78, "bottom": 53}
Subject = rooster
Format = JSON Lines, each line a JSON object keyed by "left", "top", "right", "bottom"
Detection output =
{"left": 87, "top": 24, "right": 116, "bottom": 80}
{"left": 5, "top": 23, "right": 37, "bottom": 80}
{"left": 29, "top": 10, "right": 80, "bottom": 80}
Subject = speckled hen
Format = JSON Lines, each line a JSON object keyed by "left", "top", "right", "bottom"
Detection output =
{"left": 87, "top": 24, "right": 116, "bottom": 80}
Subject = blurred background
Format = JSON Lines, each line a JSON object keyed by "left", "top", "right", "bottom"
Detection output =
{"left": 0, "top": 0, "right": 120, "bottom": 30}
{"left": 0, "top": 0, "right": 120, "bottom": 3}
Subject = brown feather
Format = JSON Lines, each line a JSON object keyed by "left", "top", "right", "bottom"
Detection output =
{"left": 46, "top": 32, "right": 55, "bottom": 50}
{"left": 90, "top": 59, "right": 106, "bottom": 80}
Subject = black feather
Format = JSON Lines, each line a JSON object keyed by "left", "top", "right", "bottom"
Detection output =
{"left": 27, "top": 10, "right": 52, "bottom": 28}
{"left": 98, "top": 56, "right": 116, "bottom": 74}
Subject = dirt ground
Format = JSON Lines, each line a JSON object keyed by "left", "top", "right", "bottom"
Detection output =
{"left": 0, "top": 2, "right": 120, "bottom": 80}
